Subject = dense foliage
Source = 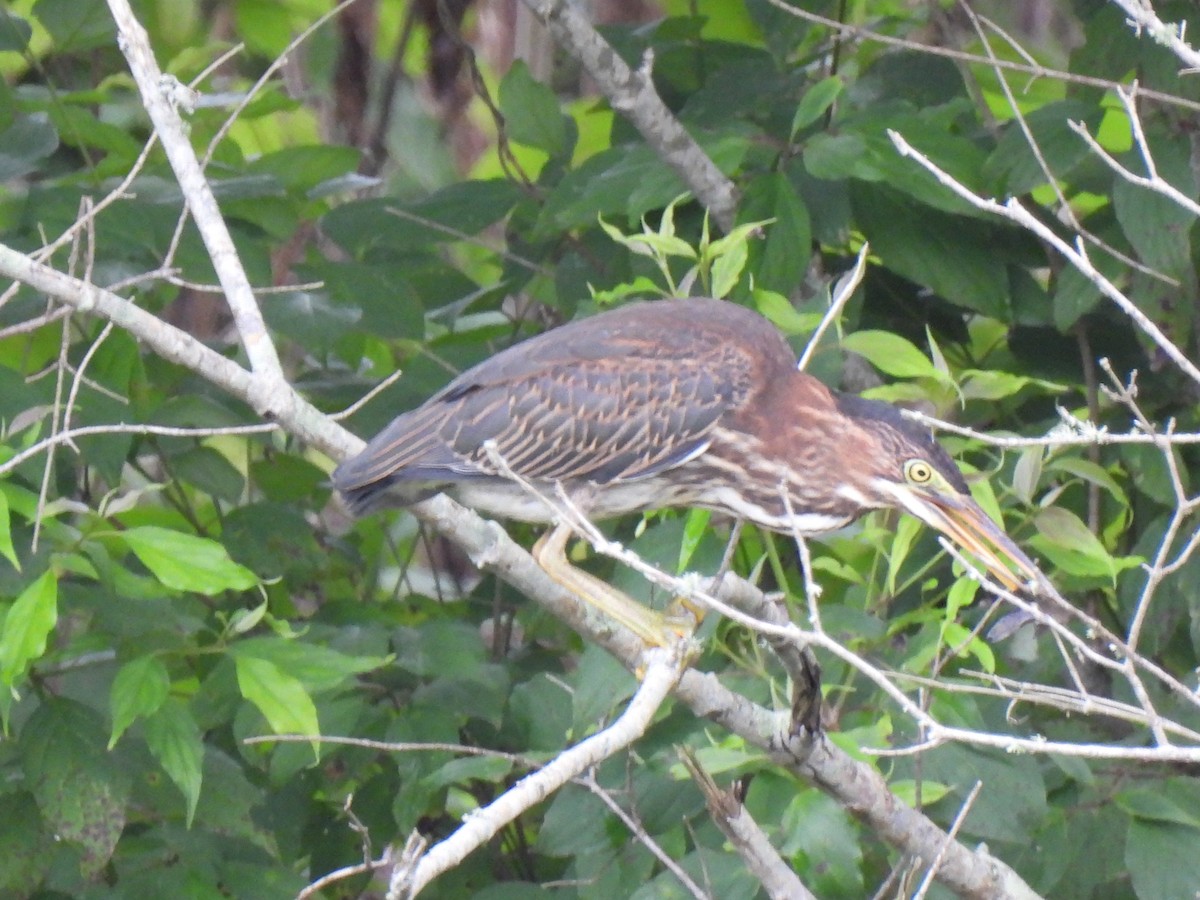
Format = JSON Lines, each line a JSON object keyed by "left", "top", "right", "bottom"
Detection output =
{"left": 2, "top": 0, "right": 1200, "bottom": 897}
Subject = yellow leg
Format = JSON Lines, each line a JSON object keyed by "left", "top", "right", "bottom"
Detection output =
{"left": 532, "top": 523, "right": 698, "bottom": 647}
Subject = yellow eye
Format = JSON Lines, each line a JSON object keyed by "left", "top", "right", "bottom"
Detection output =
{"left": 905, "top": 459, "right": 934, "bottom": 484}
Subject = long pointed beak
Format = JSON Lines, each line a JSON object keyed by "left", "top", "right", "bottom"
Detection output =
{"left": 882, "top": 483, "right": 1049, "bottom": 596}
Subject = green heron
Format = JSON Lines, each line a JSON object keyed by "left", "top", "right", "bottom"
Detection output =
{"left": 334, "top": 298, "right": 1050, "bottom": 644}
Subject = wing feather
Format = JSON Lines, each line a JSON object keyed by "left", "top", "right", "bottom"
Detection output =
{"left": 333, "top": 300, "right": 792, "bottom": 512}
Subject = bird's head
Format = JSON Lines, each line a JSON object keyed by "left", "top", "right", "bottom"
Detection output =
{"left": 834, "top": 394, "right": 1047, "bottom": 602}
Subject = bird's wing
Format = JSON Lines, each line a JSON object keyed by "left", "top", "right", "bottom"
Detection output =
{"left": 333, "top": 337, "right": 762, "bottom": 497}
{"left": 445, "top": 350, "right": 746, "bottom": 482}
{"left": 333, "top": 300, "right": 798, "bottom": 508}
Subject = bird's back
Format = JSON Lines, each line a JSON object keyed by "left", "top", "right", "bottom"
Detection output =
{"left": 333, "top": 299, "right": 797, "bottom": 514}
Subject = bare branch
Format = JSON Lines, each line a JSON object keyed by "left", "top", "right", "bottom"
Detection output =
{"left": 1107, "top": 0, "right": 1200, "bottom": 71}
{"left": 298, "top": 848, "right": 393, "bottom": 900}
{"left": 796, "top": 242, "right": 869, "bottom": 372}
{"left": 886, "top": 129, "right": 1200, "bottom": 388}
{"left": 389, "top": 644, "right": 688, "bottom": 898}
{"left": 0, "top": 243, "right": 347, "bottom": 454}
{"left": 902, "top": 407, "right": 1200, "bottom": 449}
{"left": 962, "top": 8, "right": 1174, "bottom": 283}
{"left": 578, "top": 771, "right": 712, "bottom": 900}
{"left": 912, "top": 781, "right": 983, "bottom": 900}
{"left": 521, "top": 0, "right": 739, "bottom": 230}
{"left": 105, "top": 0, "right": 285, "bottom": 382}
{"left": 1070, "top": 84, "right": 1200, "bottom": 217}
{"left": 763, "top": 0, "right": 1200, "bottom": 113}
{"left": 681, "top": 750, "right": 816, "bottom": 900}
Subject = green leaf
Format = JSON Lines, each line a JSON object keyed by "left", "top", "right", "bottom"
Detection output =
{"left": 926, "top": 326, "right": 951, "bottom": 380}
{"left": 1031, "top": 508, "right": 1119, "bottom": 580}
{"left": 803, "top": 132, "right": 868, "bottom": 180}
{"left": 539, "top": 135, "right": 749, "bottom": 234}
{"left": 249, "top": 453, "right": 328, "bottom": 503}
{"left": 0, "top": 792, "right": 52, "bottom": 895}
{"left": 753, "top": 290, "right": 821, "bottom": 335}
{"left": 960, "top": 370, "right": 1066, "bottom": 401}
{"left": 703, "top": 215, "right": 773, "bottom": 297}
{"left": 598, "top": 216, "right": 696, "bottom": 259}
{"left": 232, "top": 636, "right": 389, "bottom": 691}
{"left": 0, "top": 570, "right": 57, "bottom": 687}
{"left": 1053, "top": 251, "right": 1124, "bottom": 331}
{"left": 915, "top": 744, "right": 1046, "bottom": 844}
{"left": 779, "top": 790, "right": 864, "bottom": 896}
{"left": 231, "top": 0, "right": 295, "bottom": 56}
{"left": 317, "top": 261, "right": 425, "bottom": 339}
{"left": 20, "top": 700, "right": 129, "bottom": 878}
{"left": 1117, "top": 789, "right": 1200, "bottom": 829}
{"left": 109, "top": 655, "right": 170, "bottom": 747}
{"left": 227, "top": 598, "right": 269, "bottom": 636}
{"left": 322, "top": 181, "right": 521, "bottom": 253}
{"left": 889, "top": 779, "right": 952, "bottom": 806}
{"left": 246, "top": 145, "right": 361, "bottom": 194}
{"left": 29, "top": 0, "right": 114, "bottom": 52}
{"left": 392, "top": 620, "right": 486, "bottom": 680}
{"left": 678, "top": 508, "right": 712, "bottom": 572}
{"left": 591, "top": 275, "right": 666, "bottom": 306}
{"left": 234, "top": 654, "right": 320, "bottom": 742}
{"left": 0, "top": 488, "right": 21, "bottom": 571}
{"left": 0, "top": 10, "right": 33, "bottom": 52}
{"left": 122, "top": 526, "right": 259, "bottom": 595}
{"left": 499, "top": 60, "right": 567, "bottom": 157}
{"left": 945, "top": 576, "right": 980, "bottom": 617}
{"left": 885, "top": 514, "right": 921, "bottom": 595}
{"left": 1011, "top": 446, "right": 1044, "bottom": 506}
{"left": 742, "top": 172, "right": 812, "bottom": 295}
{"left": 1046, "top": 457, "right": 1130, "bottom": 507}
{"left": 985, "top": 101, "right": 1100, "bottom": 195}
{"left": 1127, "top": 820, "right": 1200, "bottom": 900}
{"left": 705, "top": 219, "right": 771, "bottom": 259}
{"left": 421, "top": 754, "right": 514, "bottom": 791}
{"left": 1114, "top": 140, "right": 1195, "bottom": 279}
{"left": 670, "top": 742, "right": 762, "bottom": 779}
{"left": 791, "top": 76, "right": 843, "bottom": 137}
{"left": 0, "top": 113, "right": 59, "bottom": 182}
{"left": 940, "top": 621, "right": 995, "bottom": 672}
{"left": 842, "top": 330, "right": 939, "bottom": 380}
{"left": 45, "top": 104, "right": 142, "bottom": 159}
{"left": 144, "top": 698, "right": 204, "bottom": 826}
{"left": 849, "top": 184, "right": 1009, "bottom": 317}
{"left": 170, "top": 445, "right": 246, "bottom": 502}
{"left": 572, "top": 644, "right": 635, "bottom": 731}
{"left": 709, "top": 237, "right": 748, "bottom": 298}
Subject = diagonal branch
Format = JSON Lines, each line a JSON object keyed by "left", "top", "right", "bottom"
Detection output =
{"left": 682, "top": 749, "right": 816, "bottom": 900}
{"left": 388, "top": 644, "right": 689, "bottom": 898}
{"left": 1107, "top": 0, "right": 1200, "bottom": 71}
{"left": 105, "top": 0, "right": 285, "bottom": 383}
{"left": 0, "top": 243, "right": 345, "bottom": 453}
{"left": 886, "top": 129, "right": 1200, "bottom": 388}
{"left": 521, "top": 0, "right": 739, "bottom": 231}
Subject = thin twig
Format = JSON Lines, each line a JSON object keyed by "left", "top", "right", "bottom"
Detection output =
{"left": 796, "top": 242, "right": 869, "bottom": 372}
{"left": 887, "top": 129, "right": 1200, "bottom": 388}
{"left": 681, "top": 749, "right": 816, "bottom": 900}
{"left": 388, "top": 645, "right": 688, "bottom": 898}
{"left": 763, "top": 0, "right": 1200, "bottom": 113}
{"left": 577, "top": 771, "right": 711, "bottom": 900}
{"left": 912, "top": 780, "right": 983, "bottom": 900}
{"left": 106, "top": 0, "right": 285, "bottom": 382}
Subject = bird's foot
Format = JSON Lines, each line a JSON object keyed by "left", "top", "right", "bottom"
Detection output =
{"left": 632, "top": 621, "right": 701, "bottom": 679}
{"left": 664, "top": 595, "right": 705, "bottom": 635}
